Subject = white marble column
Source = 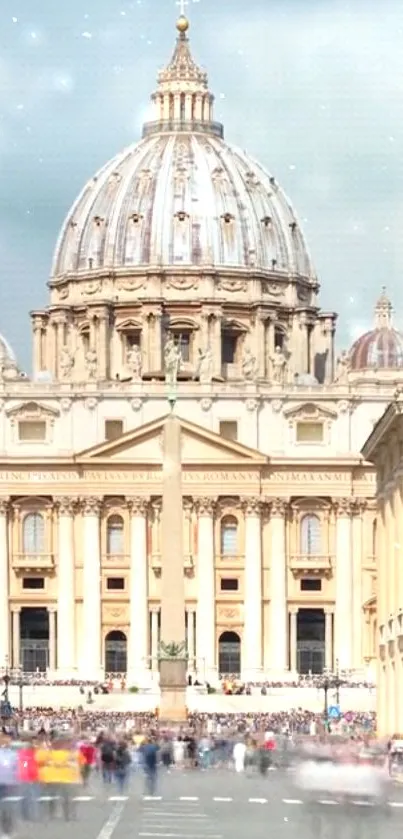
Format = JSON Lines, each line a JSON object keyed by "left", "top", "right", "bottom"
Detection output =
{"left": 127, "top": 498, "right": 149, "bottom": 682}
{"left": 48, "top": 608, "right": 56, "bottom": 671}
{"left": 269, "top": 499, "right": 288, "bottom": 672}
{"left": 325, "top": 609, "right": 333, "bottom": 670}
{"left": 0, "top": 499, "right": 10, "bottom": 668}
{"left": 290, "top": 608, "right": 298, "bottom": 672}
{"left": 81, "top": 497, "right": 102, "bottom": 679}
{"left": 196, "top": 498, "right": 216, "bottom": 682}
{"left": 151, "top": 608, "right": 159, "bottom": 670}
{"left": 334, "top": 498, "right": 353, "bottom": 670}
{"left": 187, "top": 609, "right": 195, "bottom": 670}
{"left": 242, "top": 498, "right": 262, "bottom": 678}
{"left": 56, "top": 497, "right": 76, "bottom": 673}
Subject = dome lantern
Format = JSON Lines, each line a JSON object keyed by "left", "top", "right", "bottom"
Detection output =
{"left": 143, "top": 11, "right": 223, "bottom": 139}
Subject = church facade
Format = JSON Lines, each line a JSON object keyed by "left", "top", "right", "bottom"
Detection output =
{"left": 0, "top": 13, "right": 397, "bottom": 683}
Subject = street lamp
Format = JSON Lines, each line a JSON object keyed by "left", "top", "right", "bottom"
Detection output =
{"left": 322, "top": 675, "right": 330, "bottom": 730}
{"left": 17, "top": 670, "right": 24, "bottom": 714}
{"left": 334, "top": 658, "right": 342, "bottom": 705}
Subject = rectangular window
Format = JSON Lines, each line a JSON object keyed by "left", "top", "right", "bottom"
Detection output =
{"left": 22, "top": 577, "right": 45, "bottom": 590}
{"left": 106, "top": 577, "right": 125, "bottom": 591}
{"left": 126, "top": 332, "right": 140, "bottom": 348}
{"left": 18, "top": 421, "right": 47, "bottom": 442}
{"left": 173, "top": 333, "right": 190, "bottom": 363}
{"left": 220, "top": 577, "right": 239, "bottom": 592}
{"left": 300, "top": 578, "right": 322, "bottom": 592}
{"left": 221, "top": 333, "right": 237, "bottom": 364}
{"left": 219, "top": 421, "right": 238, "bottom": 442}
{"left": 296, "top": 421, "right": 324, "bottom": 443}
{"left": 105, "top": 420, "right": 124, "bottom": 441}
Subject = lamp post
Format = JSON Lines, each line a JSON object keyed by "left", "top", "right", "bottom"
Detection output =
{"left": 18, "top": 670, "right": 24, "bottom": 714}
{"left": 334, "top": 658, "right": 341, "bottom": 705}
{"left": 322, "top": 675, "right": 330, "bottom": 731}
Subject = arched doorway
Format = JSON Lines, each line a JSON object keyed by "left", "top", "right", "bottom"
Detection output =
{"left": 104, "top": 630, "right": 127, "bottom": 674}
{"left": 297, "top": 609, "right": 325, "bottom": 674}
{"left": 218, "top": 631, "right": 241, "bottom": 676}
{"left": 20, "top": 608, "right": 49, "bottom": 672}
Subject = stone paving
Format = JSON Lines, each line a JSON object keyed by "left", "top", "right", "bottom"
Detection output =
{"left": 5, "top": 770, "right": 403, "bottom": 839}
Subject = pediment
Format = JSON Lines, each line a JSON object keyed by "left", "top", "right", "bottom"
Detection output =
{"left": 5, "top": 400, "right": 60, "bottom": 419}
{"left": 283, "top": 401, "right": 337, "bottom": 421}
{"left": 116, "top": 318, "right": 142, "bottom": 332}
{"left": 76, "top": 414, "right": 267, "bottom": 465}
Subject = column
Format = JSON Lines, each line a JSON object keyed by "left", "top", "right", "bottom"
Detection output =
{"left": 127, "top": 498, "right": 149, "bottom": 681}
{"left": 0, "top": 499, "right": 10, "bottom": 668}
{"left": 187, "top": 609, "right": 195, "bottom": 670}
{"left": 48, "top": 608, "right": 56, "bottom": 672}
{"left": 12, "top": 608, "right": 20, "bottom": 669}
{"left": 81, "top": 497, "right": 102, "bottom": 679}
{"left": 151, "top": 608, "right": 159, "bottom": 670}
{"left": 325, "top": 609, "right": 333, "bottom": 670}
{"left": 352, "top": 502, "right": 364, "bottom": 668}
{"left": 334, "top": 498, "right": 353, "bottom": 670}
{"left": 269, "top": 499, "right": 288, "bottom": 672}
{"left": 242, "top": 498, "right": 262, "bottom": 678}
{"left": 56, "top": 497, "right": 76, "bottom": 673}
{"left": 196, "top": 498, "right": 216, "bottom": 681}
{"left": 290, "top": 608, "right": 298, "bottom": 672}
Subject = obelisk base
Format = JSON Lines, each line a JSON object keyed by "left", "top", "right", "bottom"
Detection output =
{"left": 159, "top": 659, "right": 187, "bottom": 722}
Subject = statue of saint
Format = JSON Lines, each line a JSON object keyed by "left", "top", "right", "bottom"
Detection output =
{"left": 242, "top": 347, "right": 257, "bottom": 381}
{"left": 85, "top": 347, "right": 98, "bottom": 379}
{"left": 2, "top": 359, "right": 19, "bottom": 381}
{"left": 271, "top": 345, "right": 287, "bottom": 384}
{"left": 127, "top": 345, "right": 142, "bottom": 381}
{"left": 59, "top": 346, "right": 74, "bottom": 378}
{"left": 334, "top": 350, "right": 349, "bottom": 383}
{"left": 198, "top": 346, "right": 213, "bottom": 384}
{"left": 164, "top": 335, "right": 181, "bottom": 386}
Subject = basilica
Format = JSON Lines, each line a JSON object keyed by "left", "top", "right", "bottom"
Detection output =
{"left": 0, "top": 12, "right": 397, "bottom": 684}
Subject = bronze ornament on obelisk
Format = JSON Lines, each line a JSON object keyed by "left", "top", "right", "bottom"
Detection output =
{"left": 158, "top": 331, "right": 188, "bottom": 721}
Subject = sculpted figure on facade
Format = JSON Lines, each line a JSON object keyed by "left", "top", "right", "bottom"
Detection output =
{"left": 127, "top": 345, "right": 143, "bottom": 382}
{"left": 242, "top": 346, "right": 257, "bottom": 381}
{"left": 164, "top": 334, "right": 181, "bottom": 386}
{"left": 85, "top": 348, "right": 98, "bottom": 379}
{"left": 197, "top": 346, "right": 213, "bottom": 384}
{"left": 59, "top": 346, "right": 74, "bottom": 378}
{"left": 334, "top": 350, "right": 349, "bottom": 383}
{"left": 271, "top": 346, "right": 287, "bottom": 384}
{"left": 2, "top": 359, "right": 19, "bottom": 381}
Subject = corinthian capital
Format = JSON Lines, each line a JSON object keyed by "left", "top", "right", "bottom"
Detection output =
{"left": 55, "top": 496, "right": 77, "bottom": 516}
{"left": 241, "top": 496, "right": 262, "bottom": 516}
{"left": 127, "top": 496, "right": 149, "bottom": 517}
{"left": 334, "top": 497, "right": 354, "bottom": 517}
{"left": 269, "top": 497, "right": 287, "bottom": 517}
{"left": 0, "top": 497, "right": 9, "bottom": 516}
{"left": 81, "top": 496, "right": 102, "bottom": 516}
{"left": 195, "top": 497, "right": 216, "bottom": 517}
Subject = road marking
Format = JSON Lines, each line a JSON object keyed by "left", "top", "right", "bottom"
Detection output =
{"left": 74, "top": 795, "right": 95, "bottom": 802}
{"left": 179, "top": 797, "right": 199, "bottom": 801}
{"left": 351, "top": 801, "right": 374, "bottom": 807}
{"left": 143, "top": 796, "right": 163, "bottom": 801}
{"left": 2, "top": 796, "right": 23, "bottom": 802}
{"left": 389, "top": 802, "right": 403, "bottom": 807}
{"left": 38, "top": 796, "right": 57, "bottom": 801}
{"left": 109, "top": 796, "right": 129, "bottom": 802}
{"left": 282, "top": 799, "right": 302, "bottom": 805}
{"left": 213, "top": 797, "right": 232, "bottom": 802}
{"left": 318, "top": 800, "right": 338, "bottom": 806}
{"left": 248, "top": 798, "right": 267, "bottom": 804}
{"left": 139, "top": 835, "right": 222, "bottom": 839}
{"left": 96, "top": 802, "right": 126, "bottom": 839}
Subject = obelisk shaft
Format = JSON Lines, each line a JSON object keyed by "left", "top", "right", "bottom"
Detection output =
{"left": 160, "top": 413, "right": 185, "bottom": 644}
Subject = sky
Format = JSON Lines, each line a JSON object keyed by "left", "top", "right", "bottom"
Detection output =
{"left": 0, "top": 0, "right": 402, "bottom": 371}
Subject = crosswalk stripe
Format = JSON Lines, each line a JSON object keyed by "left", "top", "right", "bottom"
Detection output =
{"left": 213, "top": 797, "right": 232, "bottom": 802}
{"left": 179, "top": 797, "right": 199, "bottom": 801}
{"left": 282, "top": 799, "right": 302, "bottom": 804}
{"left": 248, "top": 798, "right": 267, "bottom": 804}
{"left": 109, "top": 796, "right": 129, "bottom": 802}
{"left": 74, "top": 796, "right": 95, "bottom": 802}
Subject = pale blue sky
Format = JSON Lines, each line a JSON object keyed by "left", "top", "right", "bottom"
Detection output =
{"left": 0, "top": 0, "right": 401, "bottom": 369}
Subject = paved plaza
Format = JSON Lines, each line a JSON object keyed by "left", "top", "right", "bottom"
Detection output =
{"left": 6, "top": 770, "right": 403, "bottom": 839}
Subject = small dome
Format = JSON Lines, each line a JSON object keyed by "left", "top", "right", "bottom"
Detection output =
{"left": 349, "top": 289, "right": 403, "bottom": 370}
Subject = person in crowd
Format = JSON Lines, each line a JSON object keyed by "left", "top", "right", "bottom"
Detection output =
{"left": 114, "top": 740, "right": 131, "bottom": 793}
{"left": 100, "top": 737, "right": 116, "bottom": 785}
{"left": 141, "top": 736, "right": 160, "bottom": 796}
{"left": 17, "top": 734, "right": 40, "bottom": 821}
{"left": 78, "top": 737, "right": 97, "bottom": 787}
{"left": 0, "top": 733, "right": 18, "bottom": 837}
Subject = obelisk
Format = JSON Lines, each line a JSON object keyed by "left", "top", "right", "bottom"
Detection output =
{"left": 158, "top": 337, "right": 187, "bottom": 721}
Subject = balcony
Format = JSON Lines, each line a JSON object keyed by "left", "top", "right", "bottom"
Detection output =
{"left": 102, "top": 553, "right": 130, "bottom": 567}
{"left": 289, "top": 554, "right": 334, "bottom": 579}
{"left": 13, "top": 553, "right": 55, "bottom": 571}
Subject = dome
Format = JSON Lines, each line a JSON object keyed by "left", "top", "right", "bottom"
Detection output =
{"left": 51, "top": 19, "right": 314, "bottom": 282}
{"left": 349, "top": 289, "right": 403, "bottom": 370}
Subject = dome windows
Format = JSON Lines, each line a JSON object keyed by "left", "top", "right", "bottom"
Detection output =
{"left": 130, "top": 213, "right": 143, "bottom": 224}
{"left": 261, "top": 215, "right": 272, "bottom": 228}
{"left": 221, "top": 212, "right": 234, "bottom": 224}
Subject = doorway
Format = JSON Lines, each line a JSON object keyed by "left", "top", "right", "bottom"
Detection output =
{"left": 296, "top": 609, "right": 325, "bottom": 674}
{"left": 19, "top": 608, "right": 49, "bottom": 672}
{"left": 104, "top": 630, "right": 127, "bottom": 674}
{"left": 218, "top": 631, "right": 241, "bottom": 676}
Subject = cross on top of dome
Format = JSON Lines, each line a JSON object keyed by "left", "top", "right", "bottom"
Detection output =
{"left": 374, "top": 286, "right": 393, "bottom": 329}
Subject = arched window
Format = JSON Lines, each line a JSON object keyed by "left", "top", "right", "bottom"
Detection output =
{"left": 220, "top": 516, "right": 238, "bottom": 556}
{"left": 23, "top": 513, "right": 45, "bottom": 554}
{"left": 372, "top": 518, "right": 377, "bottom": 557}
{"left": 107, "top": 514, "right": 124, "bottom": 555}
{"left": 300, "top": 514, "right": 321, "bottom": 556}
